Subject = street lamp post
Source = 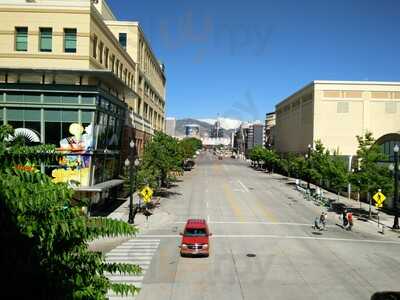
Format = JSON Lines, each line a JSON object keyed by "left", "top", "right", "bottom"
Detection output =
{"left": 391, "top": 144, "right": 399, "bottom": 230}
{"left": 125, "top": 139, "right": 136, "bottom": 224}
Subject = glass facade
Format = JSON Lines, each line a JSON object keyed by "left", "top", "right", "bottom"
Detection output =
{"left": 381, "top": 140, "right": 400, "bottom": 160}
{"left": 1, "top": 89, "right": 126, "bottom": 188}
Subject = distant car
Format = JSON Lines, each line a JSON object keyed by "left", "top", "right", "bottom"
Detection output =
{"left": 180, "top": 219, "right": 212, "bottom": 257}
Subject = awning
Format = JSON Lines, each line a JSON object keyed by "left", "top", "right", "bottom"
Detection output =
{"left": 73, "top": 179, "right": 124, "bottom": 192}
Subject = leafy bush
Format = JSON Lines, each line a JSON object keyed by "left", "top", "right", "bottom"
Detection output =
{"left": 0, "top": 125, "right": 140, "bottom": 299}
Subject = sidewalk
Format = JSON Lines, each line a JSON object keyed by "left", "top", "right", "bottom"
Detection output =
{"left": 107, "top": 193, "right": 173, "bottom": 233}
{"left": 88, "top": 192, "right": 173, "bottom": 254}
{"left": 285, "top": 176, "right": 398, "bottom": 231}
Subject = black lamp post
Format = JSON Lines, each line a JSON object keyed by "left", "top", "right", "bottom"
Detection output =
{"left": 125, "top": 139, "right": 136, "bottom": 224}
{"left": 390, "top": 144, "right": 399, "bottom": 230}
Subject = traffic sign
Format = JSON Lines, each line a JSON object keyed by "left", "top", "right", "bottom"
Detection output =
{"left": 373, "top": 191, "right": 386, "bottom": 209}
{"left": 140, "top": 186, "right": 153, "bottom": 203}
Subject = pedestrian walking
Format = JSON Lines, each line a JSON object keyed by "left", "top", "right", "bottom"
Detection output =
{"left": 320, "top": 212, "right": 327, "bottom": 230}
{"left": 346, "top": 211, "right": 353, "bottom": 231}
{"left": 313, "top": 216, "right": 321, "bottom": 230}
{"left": 342, "top": 209, "right": 348, "bottom": 228}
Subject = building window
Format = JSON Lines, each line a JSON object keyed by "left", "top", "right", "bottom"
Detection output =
{"left": 64, "top": 28, "right": 77, "bottom": 53}
{"left": 110, "top": 54, "right": 115, "bottom": 72}
{"left": 99, "top": 41, "right": 104, "bottom": 64}
{"left": 39, "top": 28, "right": 52, "bottom": 52}
{"left": 137, "top": 98, "right": 142, "bottom": 113}
{"left": 15, "top": 27, "right": 28, "bottom": 52}
{"left": 115, "top": 60, "right": 119, "bottom": 76}
{"left": 92, "top": 35, "right": 98, "bottom": 58}
{"left": 119, "top": 64, "right": 123, "bottom": 79}
{"left": 104, "top": 48, "right": 109, "bottom": 68}
{"left": 119, "top": 33, "right": 127, "bottom": 50}
{"left": 337, "top": 102, "right": 349, "bottom": 114}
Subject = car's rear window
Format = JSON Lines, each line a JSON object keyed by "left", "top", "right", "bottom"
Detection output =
{"left": 184, "top": 228, "right": 207, "bottom": 236}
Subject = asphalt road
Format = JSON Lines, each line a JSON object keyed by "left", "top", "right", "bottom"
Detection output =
{"left": 135, "top": 151, "right": 400, "bottom": 300}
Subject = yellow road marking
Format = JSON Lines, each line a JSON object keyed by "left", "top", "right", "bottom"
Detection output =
{"left": 222, "top": 183, "right": 245, "bottom": 221}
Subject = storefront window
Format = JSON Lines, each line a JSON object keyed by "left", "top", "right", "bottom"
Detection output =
{"left": 62, "top": 94, "right": 79, "bottom": 104}
{"left": 81, "top": 95, "right": 95, "bottom": 105}
{"left": 44, "top": 95, "right": 62, "bottom": 104}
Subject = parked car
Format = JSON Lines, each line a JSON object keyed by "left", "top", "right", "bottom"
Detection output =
{"left": 180, "top": 219, "right": 212, "bottom": 257}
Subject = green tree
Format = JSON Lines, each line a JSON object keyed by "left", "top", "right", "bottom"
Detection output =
{"left": 352, "top": 132, "right": 393, "bottom": 203}
{"left": 248, "top": 145, "right": 265, "bottom": 167}
{"left": 179, "top": 137, "right": 202, "bottom": 160}
{"left": 0, "top": 125, "right": 140, "bottom": 299}
{"left": 140, "top": 132, "right": 183, "bottom": 187}
{"left": 261, "top": 149, "right": 280, "bottom": 173}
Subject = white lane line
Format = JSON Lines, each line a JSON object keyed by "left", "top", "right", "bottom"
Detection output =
{"left": 206, "top": 202, "right": 209, "bottom": 208}
{"left": 207, "top": 215, "right": 210, "bottom": 223}
{"left": 173, "top": 221, "right": 334, "bottom": 227}
{"left": 237, "top": 180, "right": 249, "bottom": 193}
{"left": 137, "top": 234, "right": 400, "bottom": 245}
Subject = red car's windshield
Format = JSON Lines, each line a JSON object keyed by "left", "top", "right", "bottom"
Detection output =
{"left": 184, "top": 228, "right": 207, "bottom": 236}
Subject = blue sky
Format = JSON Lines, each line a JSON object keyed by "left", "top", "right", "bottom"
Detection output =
{"left": 109, "top": 0, "right": 400, "bottom": 121}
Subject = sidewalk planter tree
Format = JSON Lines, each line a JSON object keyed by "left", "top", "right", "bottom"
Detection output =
{"left": 353, "top": 132, "right": 393, "bottom": 216}
{"left": 140, "top": 132, "right": 183, "bottom": 188}
{"left": 0, "top": 125, "right": 140, "bottom": 299}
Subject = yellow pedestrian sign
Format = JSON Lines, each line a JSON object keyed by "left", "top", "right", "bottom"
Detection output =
{"left": 373, "top": 191, "right": 386, "bottom": 208}
{"left": 140, "top": 186, "right": 153, "bottom": 203}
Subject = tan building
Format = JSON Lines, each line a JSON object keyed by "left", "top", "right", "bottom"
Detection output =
{"left": 0, "top": 0, "right": 166, "bottom": 154}
{"left": 275, "top": 81, "right": 400, "bottom": 157}
{"left": 265, "top": 112, "right": 276, "bottom": 148}
{"left": 0, "top": 0, "right": 166, "bottom": 207}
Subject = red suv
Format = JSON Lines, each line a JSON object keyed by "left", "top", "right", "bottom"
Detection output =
{"left": 180, "top": 219, "right": 212, "bottom": 257}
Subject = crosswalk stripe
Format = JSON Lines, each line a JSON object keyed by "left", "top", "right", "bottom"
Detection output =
{"left": 105, "top": 238, "right": 160, "bottom": 299}
{"left": 107, "top": 252, "right": 156, "bottom": 255}
{"left": 106, "top": 257, "right": 153, "bottom": 261}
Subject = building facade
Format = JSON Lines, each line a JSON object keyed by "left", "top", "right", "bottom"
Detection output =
{"left": 184, "top": 124, "right": 200, "bottom": 138}
{"left": 265, "top": 112, "right": 276, "bottom": 148}
{"left": 210, "top": 120, "right": 224, "bottom": 138}
{"left": 165, "top": 117, "right": 176, "bottom": 137}
{"left": 233, "top": 122, "right": 265, "bottom": 156}
{"left": 0, "top": 0, "right": 166, "bottom": 207}
{"left": 275, "top": 81, "right": 400, "bottom": 157}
